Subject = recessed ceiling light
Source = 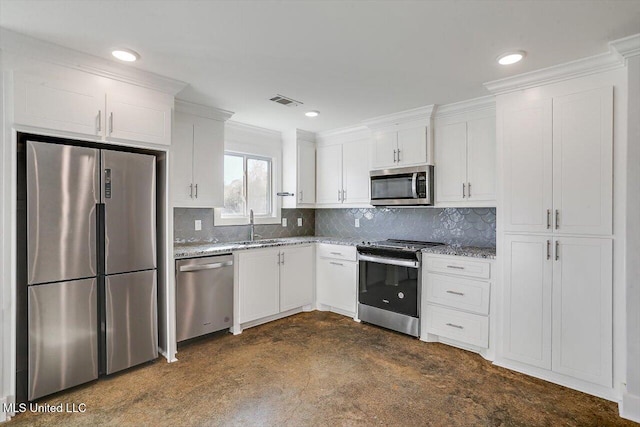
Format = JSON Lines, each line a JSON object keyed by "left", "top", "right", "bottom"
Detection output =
{"left": 497, "top": 51, "right": 526, "bottom": 65}
{"left": 112, "top": 48, "right": 140, "bottom": 62}
{"left": 305, "top": 111, "right": 319, "bottom": 118}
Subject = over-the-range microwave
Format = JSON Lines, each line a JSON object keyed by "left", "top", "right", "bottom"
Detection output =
{"left": 370, "top": 165, "right": 434, "bottom": 206}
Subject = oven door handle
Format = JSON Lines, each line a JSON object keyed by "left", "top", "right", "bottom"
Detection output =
{"left": 411, "top": 173, "right": 418, "bottom": 199}
{"left": 358, "top": 254, "right": 419, "bottom": 269}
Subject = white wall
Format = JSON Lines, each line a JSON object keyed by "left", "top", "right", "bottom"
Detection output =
{"left": 623, "top": 55, "right": 640, "bottom": 422}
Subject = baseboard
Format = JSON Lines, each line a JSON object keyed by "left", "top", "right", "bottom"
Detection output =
{"left": 621, "top": 392, "right": 640, "bottom": 422}
{"left": 315, "top": 303, "right": 356, "bottom": 319}
{"left": 493, "top": 358, "right": 618, "bottom": 402}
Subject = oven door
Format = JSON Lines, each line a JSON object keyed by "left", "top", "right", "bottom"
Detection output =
{"left": 358, "top": 254, "right": 420, "bottom": 317}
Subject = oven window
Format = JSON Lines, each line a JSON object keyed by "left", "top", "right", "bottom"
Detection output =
{"left": 371, "top": 174, "right": 413, "bottom": 199}
{"left": 359, "top": 260, "right": 419, "bottom": 317}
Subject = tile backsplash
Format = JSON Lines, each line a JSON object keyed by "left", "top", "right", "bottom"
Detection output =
{"left": 315, "top": 207, "right": 496, "bottom": 247}
{"left": 174, "top": 208, "right": 315, "bottom": 244}
{"left": 175, "top": 207, "right": 496, "bottom": 248}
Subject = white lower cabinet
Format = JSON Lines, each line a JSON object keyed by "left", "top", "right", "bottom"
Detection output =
{"left": 237, "top": 245, "right": 313, "bottom": 324}
{"left": 316, "top": 244, "right": 357, "bottom": 316}
{"left": 502, "top": 234, "right": 612, "bottom": 387}
{"left": 422, "top": 254, "right": 493, "bottom": 354}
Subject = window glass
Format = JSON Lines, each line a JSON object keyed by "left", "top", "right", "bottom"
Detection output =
{"left": 247, "top": 157, "right": 270, "bottom": 215}
{"left": 222, "top": 153, "right": 272, "bottom": 217}
{"left": 223, "top": 154, "right": 245, "bottom": 216}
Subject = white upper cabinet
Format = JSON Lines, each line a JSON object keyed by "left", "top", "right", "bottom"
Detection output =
{"left": 316, "top": 127, "right": 372, "bottom": 207}
{"left": 434, "top": 104, "right": 496, "bottom": 207}
{"left": 316, "top": 144, "right": 343, "bottom": 204}
{"left": 172, "top": 101, "right": 233, "bottom": 208}
{"left": 282, "top": 130, "right": 316, "bottom": 207}
{"left": 501, "top": 87, "right": 612, "bottom": 235}
{"left": 13, "top": 67, "right": 174, "bottom": 146}
{"left": 371, "top": 124, "right": 429, "bottom": 169}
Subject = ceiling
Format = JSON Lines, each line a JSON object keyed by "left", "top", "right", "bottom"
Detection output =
{"left": 1, "top": 0, "right": 639, "bottom": 132}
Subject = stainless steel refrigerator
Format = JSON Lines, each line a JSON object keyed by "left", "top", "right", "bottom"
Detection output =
{"left": 23, "top": 138, "right": 158, "bottom": 401}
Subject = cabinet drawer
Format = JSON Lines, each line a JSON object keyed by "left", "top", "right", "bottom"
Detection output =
{"left": 426, "top": 273, "right": 490, "bottom": 315}
{"left": 425, "top": 305, "right": 489, "bottom": 348}
{"left": 317, "top": 243, "right": 356, "bottom": 261}
{"left": 426, "top": 256, "right": 491, "bottom": 279}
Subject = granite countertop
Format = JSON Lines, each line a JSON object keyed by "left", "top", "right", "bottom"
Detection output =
{"left": 174, "top": 236, "right": 364, "bottom": 259}
{"left": 421, "top": 245, "right": 496, "bottom": 259}
{"left": 174, "top": 237, "right": 495, "bottom": 260}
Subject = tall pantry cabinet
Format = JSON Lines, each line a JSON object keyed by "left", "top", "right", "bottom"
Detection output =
{"left": 498, "top": 86, "right": 614, "bottom": 390}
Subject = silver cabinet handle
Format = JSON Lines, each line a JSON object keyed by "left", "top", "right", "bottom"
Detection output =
{"left": 179, "top": 261, "right": 233, "bottom": 272}
{"left": 446, "top": 323, "right": 464, "bottom": 329}
{"left": 329, "top": 252, "right": 343, "bottom": 256}
{"left": 462, "top": 183, "right": 466, "bottom": 198}
{"left": 446, "top": 290, "right": 464, "bottom": 296}
{"left": 397, "top": 149, "right": 401, "bottom": 162}
{"left": 547, "top": 240, "right": 551, "bottom": 260}
{"left": 96, "top": 110, "right": 102, "bottom": 132}
{"left": 393, "top": 149, "right": 397, "bottom": 163}
{"left": 555, "top": 209, "right": 560, "bottom": 229}
{"left": 189, "top": 183, "right": 193, "bottom": 199}
{"left": 109, "top": 112, "right": 113, "bottom": 134}
{"left": 547, "top": 209, "right": 551, "bottom": 229}
{"left": 555, "top": 240, "right": 560, "bottom": 261}
{"left": 277, "top": 252, "right": 281, "bottom": 265}
{"left": 329, "top": 261, "right": 344, "bottom": 266}
{"left": 282, "top": 252, "right": 285, "bottom": 265}
{"left": 342, "top": 189, "right": 346, "bottom": 201}
{"left": 467, "top": 182, "right": 471, "bottom": 198}
{"left": 338, "top": 189, "right": 342, "bottom": 202}
{"left": 446, "top": 265, "right": 465, "bottom": 270}
{"left": 299, "top": 190, "right": 303, "bottom": 202}
{"left": 195, "top": 184, "right": 198, "bottom": 198}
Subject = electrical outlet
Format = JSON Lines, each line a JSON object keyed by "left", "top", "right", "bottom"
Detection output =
{"left": 297, "top": 218, "right": 303, "bottom": 227}
{"left": 282, "top": 218, "right": 287, "bottom": 227}
{"left": 355, "top": 218, "right": 360, "bottom": 228}
{"left": 194, "top": 220, "right": 202, "bottom": 231}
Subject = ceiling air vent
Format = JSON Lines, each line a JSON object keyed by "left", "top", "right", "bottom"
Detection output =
{"left": 270, "top": 94, "right": 303, "bottom": 107}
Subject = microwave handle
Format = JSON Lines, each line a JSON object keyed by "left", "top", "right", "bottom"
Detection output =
{"left": 411, "top": 173, "right": 418, "bottom": 198}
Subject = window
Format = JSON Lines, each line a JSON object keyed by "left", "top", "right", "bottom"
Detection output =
{"left": 222, "top": 153, "right": 272, "bottom": 218}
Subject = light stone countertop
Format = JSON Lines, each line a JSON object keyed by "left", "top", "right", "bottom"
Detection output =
{"left": 174, "top": 237, "right": 496, "bottom": 260}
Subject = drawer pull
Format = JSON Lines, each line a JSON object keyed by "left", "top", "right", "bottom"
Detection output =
{"left": 329, "top": 252, "right": 343, "bottom": 256}
{"left": 446, "top": 265, "right": 465, "bottom": 270}
{"left": 446, "top": 290, "right": 465, "bottom": 296}
{"left": 446, "top": 323, "right": 464, "bottom": 329}
{"left": 329, "top": 262, "right": 344, "bottom": 266}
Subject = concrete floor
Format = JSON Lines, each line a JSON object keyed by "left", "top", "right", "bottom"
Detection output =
{"left": 8, "top": 311, "right": 635, "bottom": 426}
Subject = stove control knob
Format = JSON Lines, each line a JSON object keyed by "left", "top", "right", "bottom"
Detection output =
{"left": 398, "top": 292, "right": 405, "bottom": 299}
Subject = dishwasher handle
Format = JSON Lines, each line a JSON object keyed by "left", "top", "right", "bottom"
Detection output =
{"left": 179, "top": 261, "right": 233, "bottom": 272}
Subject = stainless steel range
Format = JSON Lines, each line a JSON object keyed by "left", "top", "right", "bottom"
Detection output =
{"left": 356, "top": 239, "right": 445, "bottom": 337}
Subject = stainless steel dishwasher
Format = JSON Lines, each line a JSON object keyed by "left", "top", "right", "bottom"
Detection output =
{"left": 176, "top": 254, "right": 234, "bottom": 342}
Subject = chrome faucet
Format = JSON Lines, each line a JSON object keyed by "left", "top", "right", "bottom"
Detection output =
{"left": 249, "top": 209, "right": 255, "bottom": 242}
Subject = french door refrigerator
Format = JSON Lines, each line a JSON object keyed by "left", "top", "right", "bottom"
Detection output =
{"left": 24, "top": 139, "right": 158, "bottom": 401}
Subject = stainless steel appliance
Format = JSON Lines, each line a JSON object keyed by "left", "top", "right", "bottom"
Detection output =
{"left": 370, "top": 165, "right": 434, "bottom": 206}
{"left": 176, "top": 254, "right": 234, "bottom": 342}
{"left": 20, "top": 136, "right": 158, "bottom": 401}
{"left": 357, "top": 239, "right": 444, "bottom": 337}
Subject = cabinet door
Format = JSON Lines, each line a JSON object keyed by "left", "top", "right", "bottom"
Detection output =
{"left": 502, "top": 234, "right": 552, "bottom": 369}
{"left": 467, "top": 114, "right": 496, "bottom": 202}
{"left": 502, "top": 99, "right": 553, "bottom": 233}
{"left": 279, "top": 246, "right": 314, "bottom": 311}
{"left": 342, "top": 139, "right": 371, "bottom": 204}
{"left": 14, "top": 70, "right": 104, "bottom": 137}
{"left": 552, "top": 237, "right": 612, "bottom": 386}
{"left": 192, "top": 116, "right": 225, "bottom": 207}
{"left": 397, "top": 126, "right": 428, "bottom": 166}
{"left": 297, "top": 141, "right": 316, "bottom": 204}
{"left": 171, "top": 112, "right": 195, "bottom": 206}
{"left": 316, "top": 258, "right": 357, "bottom": 314}
{"left": 552, "top": 87, "right": 613, "bottom": 235}
{"left": 371, "top": 130, "right": 397, "bottom": 169}
{"left": 106, "top": 84, "right": 172, "bottom": 146}
{"left": 238, "top": 249, "right": 280, "bottom": 323}
{"left": 435, "top": 121, "right": 467, "bottom": 203}
{"left": 316, "top": 144, "right": 343, "bottom": 204}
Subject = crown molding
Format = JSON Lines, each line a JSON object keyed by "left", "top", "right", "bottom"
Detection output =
{"left": 317, "top": 124, "right": 369, "bottom": 140}
{"left": 434, "top": 95, "right": 495, "bottom": 118}
{"left": 175, "top": 99, "right": 234, "bottom": 121}
{"left": 362, "top": 105, "right": 435, "bottom": 130}
{"left": 610, "top": 33, "right": 640, "bottom": 60}
{"left": 0, "top": 28, "right": 188, "bottom": 95}
{"left": 226, "top": 120, "right": 282, "bottom": 139}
